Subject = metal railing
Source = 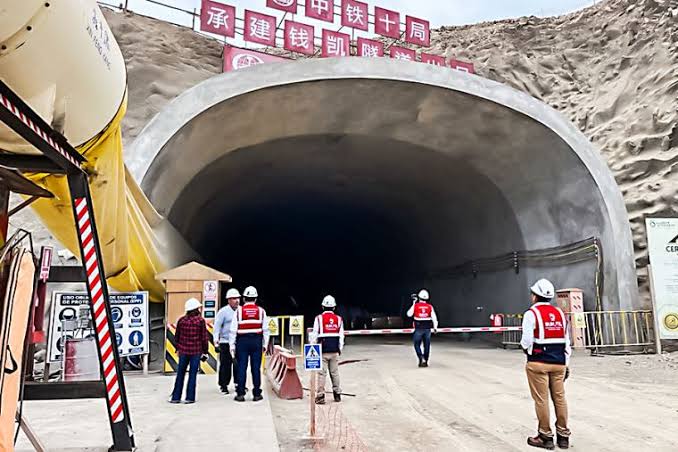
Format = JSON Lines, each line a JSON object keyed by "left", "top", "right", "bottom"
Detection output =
{"left": 498, "top": 310, "right": 656, "bottom": 353}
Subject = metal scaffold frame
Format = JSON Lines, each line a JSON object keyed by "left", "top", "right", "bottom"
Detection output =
{"left": 0, "top": 79, "right": 135, "bottom": 451}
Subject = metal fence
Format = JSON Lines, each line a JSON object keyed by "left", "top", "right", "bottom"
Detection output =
{"left": 499, "top": 310, "right": 656, "bottom": 353}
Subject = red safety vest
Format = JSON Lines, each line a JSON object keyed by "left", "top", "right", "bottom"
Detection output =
{"left": 413, "top": 302, "right": 433, "bottom": 321}
{"left": 530, "top": 303, "right": 567, "bottom": 345}
{"left": 237, "top": 303, "right": 264, "bottom": 335}
{"left": 318, "top": 312, "right": 342, "bottom": 337}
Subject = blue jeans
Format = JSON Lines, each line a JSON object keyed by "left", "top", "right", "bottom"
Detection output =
{"left": 413, "top": 329, "right": 432, "bottom": 361}
{"left": 236, "top": 334, "right": 263, "bottom": 397}
{"left": 171, "top": 354, "right": 201, "bottom": 402}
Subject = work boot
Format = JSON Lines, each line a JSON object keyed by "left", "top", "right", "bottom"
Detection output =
{"left": 234, "top": 394, "right": 246, "bottom": 402}
{"left": 556, "top": 434, "right": 569, "bottom": 449}
{"left": 333, "top": 392, "right": 341, "bottom": 402}
{"left": 220, "top": 387, "right": 229, "bottom": 394}
{"left": 253, "top": 394, "right": 264, "bottom": 402}
{"left": 422, "top": 360, "right": 429, "bottom": 368}
{"left": 418, "top": 358, "right": 425, "bottom": 368}
{"left": 315, "top": 394, "right": 326, "bottom": 405}
{"left": 527, "top": 433, "right": 555, "bottom": 450}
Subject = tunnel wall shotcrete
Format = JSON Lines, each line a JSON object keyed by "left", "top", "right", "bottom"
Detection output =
{"left": 126, "top": 58, "right": 638, "bottom": 324}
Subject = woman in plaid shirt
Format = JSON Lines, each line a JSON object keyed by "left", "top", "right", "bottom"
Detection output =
{"left": 170, "top": 298, "right": 209, "bottom": 404}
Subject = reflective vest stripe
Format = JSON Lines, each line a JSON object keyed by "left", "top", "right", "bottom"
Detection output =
{"left": 237, "top": 304, "right": 263, "bottom": 334}
{"left": 530, "top": 305, "right": 567, "bottom": 345}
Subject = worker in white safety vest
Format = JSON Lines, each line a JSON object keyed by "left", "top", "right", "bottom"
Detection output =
{"left": 310, "top": 295, "right": 345, "bottom": 404}
{"left": 406, "top": 289, "right": 438, "bottom": 368}
{"left": 228, "top": 286, "right": 270, "bottom": 402}
{"left": 520, "top": 278, "right": 572, "bottom": 450}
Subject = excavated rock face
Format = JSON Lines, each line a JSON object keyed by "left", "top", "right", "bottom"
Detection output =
{"left": 103, "top": 0, "right": 677, "bottom": 302}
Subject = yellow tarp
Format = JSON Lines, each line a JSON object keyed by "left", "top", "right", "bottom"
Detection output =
{"left": 26, "top": 96, "right": 166, "bottom": 301}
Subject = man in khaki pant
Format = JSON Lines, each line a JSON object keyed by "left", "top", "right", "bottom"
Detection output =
{"left": 310, "top": 295, "right": 345, "bottom": 404}
{"left": 521, "top": 279, "right": 572, "bottom": 450}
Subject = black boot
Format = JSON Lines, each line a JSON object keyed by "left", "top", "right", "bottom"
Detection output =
{"left": 422, "top": 360, "right": 429, "bottom": 368}
{"left": 527, "top": 433, "right": 555, "bottom": 450}
{"left": 234, "top": 394, "right": 245, "bottom": 402}
{"left": 315, "top": 394, "right": 326, "bottom": 405}
{"left": 556, "top": 434, "right": 569, "bottom": 449}
{"left": 418, "top": 358, "right": 425, "bottom": 367}
{"left": 333, "top": 392, "right": 341, "bottom": 402}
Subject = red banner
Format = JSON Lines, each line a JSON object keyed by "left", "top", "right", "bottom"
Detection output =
{"left": 421, "top": 53, "right": 445, "bottom": 66}
{"left": 389, "top": 45, "right": 416, "bottom": 62}
{"left": 306, "top": 0, "right": 334, "bottom": 23}
{"left": 244, "top": 10, "right": 277, "bottom": 47}
{"left": 267, "top": 0, "right": 297, "bottom": 13}
{"left": 357, "top": 37, "right": 384, "bottom": 57}
{"left": 341, "top": 0, "right": 369, "bottom": 31}
{"left": 374, "top": 7, "right": 400, "bottom": 39}
{"left": 450, "top": 59, "right": 476, "bottom": 74}
{"left": 223, "top": 46, "right": 287, "bottom": 72}
{"left": 200, "top": 0, "right": 236, "bottom": 37}
{"left": 405, "top": 15, "right": 430, "bottom": 46}
{"left": 321, "top": 29, "right": 350, "bottom": 57}
{"left": 284, "top": 20, "right": 315, "bottom": 55}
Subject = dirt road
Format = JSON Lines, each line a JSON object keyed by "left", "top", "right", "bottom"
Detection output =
{"left": 270, "top": 337, "right": 678, "bottom": 451}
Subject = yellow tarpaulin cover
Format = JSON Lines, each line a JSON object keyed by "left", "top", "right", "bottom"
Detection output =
{"left": 26, "top": 97, "right": 166, "bottom": 301}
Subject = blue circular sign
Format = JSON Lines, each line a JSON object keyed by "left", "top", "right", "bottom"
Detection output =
{"left": 111, "top": 307, "right": 123, "bottom": 322}
{"left": 129, "top": 331, "right": 143, "bottom": 347}
{"left": 115, "top": 332, "right": 123, "bottom": 346}
{"left": 131, "top": 307, "right": 142, "bottom": 318}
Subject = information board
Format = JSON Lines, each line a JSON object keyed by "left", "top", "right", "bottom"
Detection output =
{"left": 646, "top": 218, "right": 678, "bottom": 339}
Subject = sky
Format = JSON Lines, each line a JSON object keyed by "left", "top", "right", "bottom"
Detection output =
{"left": 119, "top": 0, "right": 599, "bottom": 47}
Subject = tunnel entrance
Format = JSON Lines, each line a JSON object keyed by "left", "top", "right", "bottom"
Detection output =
{"left": 130, "top": 58, "right": 639, "bottom": 324}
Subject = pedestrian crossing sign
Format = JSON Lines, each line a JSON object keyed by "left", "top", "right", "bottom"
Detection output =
{"left": 304, "top": 344, "right": 322, "bottom": 371}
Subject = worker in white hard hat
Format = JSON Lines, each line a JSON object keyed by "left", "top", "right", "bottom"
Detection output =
{"left": 214, "top": 288, "right": 240, "bottom": 394}
{"left": 170, "top": 298, "right": 209, "bottom": 404}
{"left": 228, "top": 286, "right": 270, "bottom": 402}
{"left": 521, "top": 278, "right": 572, "bottom": 450}
{"left": 406, "top": 289, "right": 438, "bottom": 367}
{"left": 310, "top": 295, "right": 345, "bottom": 404}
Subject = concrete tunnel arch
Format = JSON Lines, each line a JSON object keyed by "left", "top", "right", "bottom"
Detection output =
{"left": 127, "top": 58, "right": 638, "bottom": 325}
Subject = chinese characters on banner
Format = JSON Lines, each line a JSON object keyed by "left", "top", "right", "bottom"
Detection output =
{"left": 199, "top": 0, "right": 476, "bottom": 74}
{"left": 200, "top": 0, "right": 235, "bottom": 37}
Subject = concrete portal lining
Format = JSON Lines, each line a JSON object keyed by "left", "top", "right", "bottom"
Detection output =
{"left": 128, "top": 58, "right": 638, "bottom": 317}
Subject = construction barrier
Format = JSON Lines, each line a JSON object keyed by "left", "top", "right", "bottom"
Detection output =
{"left": 343, "top": 326, "right": 522, "bottom": 336}
{"left": 266, "top": 345, "right": 303, "bottom": 399}
{"left": 164, "top": 321, "right": 219, "bottom": 374}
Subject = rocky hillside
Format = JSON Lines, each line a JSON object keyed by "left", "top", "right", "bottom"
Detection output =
{"left": 99, "top": 2, "right": 678, "bottom": 302}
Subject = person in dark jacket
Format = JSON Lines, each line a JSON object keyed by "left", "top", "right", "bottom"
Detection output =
{"left": 170, "top": 298, "right": 208, "bottom": 404}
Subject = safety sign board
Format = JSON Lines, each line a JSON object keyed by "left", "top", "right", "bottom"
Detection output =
{"left": 646, "top": 218, "right": 678, "bottom": 339}
{"left": 304, "top": 344, "right": 322, "bottom": 371}
{"left": 268, "top": 316, "right": 280, "bottom": 336}
{"left": 203, "top": 280, "right": 218, "bottom": 301}
{"left": 48, "top": 291, "right": 150, "bottom": 363}
{"left": 289, "top": 315, "right": 304, "bottom": 335}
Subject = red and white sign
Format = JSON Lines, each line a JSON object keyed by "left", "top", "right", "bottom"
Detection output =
{"left": 405, "top": 15, "right": 430, "bottom": 46}
{"left": 450, "top": 58, "right": 476, "bottom": 74}
{"left": 267, "top": 0, "right": 297, "bottom": 13}
{"left": 223, "top": 46, "right": 287, "bottom": 72}
{"left": 389, "top": 45, "right": 416, "bottom": 62}
{"left": 306, "top": 0, "right": 334, "bottom": 23}
{"left": 322, "top": 29, "right": 350, "bottom": 57}
{"left": 200, "top": 0, "right": 236, "bottom": 38}
{"left": 341, "top": 0, "right": 368, "bottom": 31}
{"left": 284, "top": 20, "right": 315, "bottom": 55}
{"left": 374, "top": 7, "right": 400, "bottom": 39}
{"left": 244, "top": 10, "right": 277, "bottom": 47}
{"left": 39, "top": 246, "right": 53, "bottom": 282}
{"left": 421, "top": 52, "right": 445, "bottom": 66}
{"left": 357, "top": 37, "right": 384, "bottom": 57}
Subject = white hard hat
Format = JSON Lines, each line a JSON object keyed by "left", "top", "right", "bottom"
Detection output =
{"left": 243, "top": 286, "right": 258, "bottom": 298}
{"left": 322, "top": 295, "right": 336, "bottom": 308}
{"left": 530, "top": 279, "right": 555, "bottom": 299}
{"left": 185, "top": 297, "right": 201, "bottom": 311}
{"left": 226, "top": 288, "right": 241, "bottom": 299}
{"left": 418, "top": 289, "right": 430, "bottom": 301}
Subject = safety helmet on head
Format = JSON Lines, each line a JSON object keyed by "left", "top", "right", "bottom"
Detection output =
{"left": 418, "top": 289, "right": 430, "bottom": 301}
{"left": 243, "top": 286, "right": 258, "bottom": 298}
{"left": 185, "top": 297, "right": 201, "bottom": 312}
{"left": 530, "top": 278, "right": 555, "bottom": 299}
{"left": 322, "top": 295, "right": 336, "bottom": 308}
{"left": 226, "top": 288, "right": 241, "bottom": 299}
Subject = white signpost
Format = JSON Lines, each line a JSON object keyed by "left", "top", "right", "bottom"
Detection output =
{"left": 645, "top": 219, "right": 678, "bottom": 347}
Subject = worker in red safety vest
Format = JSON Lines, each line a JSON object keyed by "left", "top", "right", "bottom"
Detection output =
{"left": 310, "top": 295, "right": 345, "bottom": 404}
{"left": 520, "top": 278, "right": 572, "bottom": 450}
{"left": 406, "top": 289, "right": 438, "bottom": 368}
{"left": 228, "top": 286, "right": 270, "bottom": 402}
